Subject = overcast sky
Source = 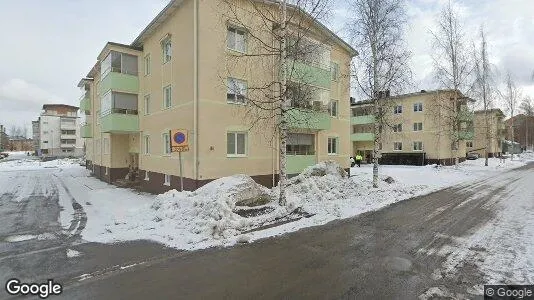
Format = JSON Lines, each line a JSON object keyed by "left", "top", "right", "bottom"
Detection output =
{"left": 0, "top": 0, "right": 532, "bottom": 134}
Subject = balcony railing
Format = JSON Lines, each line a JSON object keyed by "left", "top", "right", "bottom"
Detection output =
{"left": 99, "top": 72, "right": 139, "bottom": 95}
{"left": 351, "top": 115, "right": 375, "bottom": 125}
{"left": 100, "top": 113, "right": 139, "bottom": 133}
{"left": 286, "top": 108, "right": 331, "bottom": 130}
{"left": 351, "top": 133, "right": 375, "bottom": 142}
{"left": 81, "top": 123, "right": 92, "bottom": 138}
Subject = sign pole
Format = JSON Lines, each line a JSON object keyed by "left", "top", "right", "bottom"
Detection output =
{"left": 179, "top": 151, "right": 184, "bottom": 192}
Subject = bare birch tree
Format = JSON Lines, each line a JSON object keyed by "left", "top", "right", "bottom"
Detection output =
{"left": 502, "top": 71, "right": 521, "bottom": 160}
{"left": 347, "top": 0, "right": 412, "bottom": 188}
{"left": 220, "top": 0, "right": 337, "bottom": 204}
{"left": 520, "top": 96, "right": 533, "bottom": 151}
{"left": 473, "top": 27, "right": 495, "bottom": 166}
{"left": 429, "top": 0, "right": 473, "bottom": 165}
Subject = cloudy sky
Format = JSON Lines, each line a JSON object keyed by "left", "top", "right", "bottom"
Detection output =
{"left": 0, "top": 0, "right": 532, "bottom": 134}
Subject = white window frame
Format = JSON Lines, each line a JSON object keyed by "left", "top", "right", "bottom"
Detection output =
{"left": 144, "top": 54, "right": 151, "bottom": 76}
{"left": 144, "top": 135, "right": 150, "bottom": 155}
{"left": 394, "top": 142, "right": 403, "bottom": 151}
{"left": 393, "top": 124, "right": 403, "bottom": 133}
{"left": 227, "top": 26, "right": 247, "bottom": 53}
{"left": 227, "top": 78, "right": 247, "bottom": 104}
{"left": 414, "top": 102, "right": 423, "bottom": 112}
{"left": 164, "top": 174, "right": 171, "bottom": 186}
{"left": 331, "top": 62, "right": 339, "bottom": 81}
{"left": 163, "top": 85, "right": 172, "bottom": 109}
{"left": 327, "top": 137, "right": 338, "bottom": 155}
{"left": 162, "top": 132, "right": 171, "bottom": 155}
{"left": 413, "top": 141, "right": 423, "bottom": 151}
{"left": 227, "top": 132, "right": 247, "bottom": 157}
{"left": 144, "top": 171, "right": 150, "bottom": 181}
{"left": 162, "top": 37, "right": 172, "bottom": 63}
{"left": 144, "top": 94, "right": 151, "bottom": 115}
{"left": 394, "top": 105, "right": 403, "bottom": 114}
{"left": 105, "top": 167, "right": 109, "bottom": 175}
{"left": 413, "top": 122, "right": 423, "bottom": 132}
{"left": 329, "top": 100, "right": 338, "bottom": 117}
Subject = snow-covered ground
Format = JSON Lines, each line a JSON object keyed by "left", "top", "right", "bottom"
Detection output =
{"left": 0, "top": 153, "right": 533, "bottom": 253}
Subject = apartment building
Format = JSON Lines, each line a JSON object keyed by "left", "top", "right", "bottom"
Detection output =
{"left": 32, "top": 120, "right": 40, "bottom": 155}
{"left": 79, "top": 0, "right": 356, "bottom": 193}
{"left": 468, "top": 109, "right": 505, "bottom": 157}
{"left": 351, "top": 90, "right": 474, "bottom": 165}
{"left": 0, "top": 125, "right": 7, "bottom": 151}
{"left": 33, "top": 104, "right": 83, "bottom": 157}
{"left": 505, "top": 114, "right": 534, "bottom": 151}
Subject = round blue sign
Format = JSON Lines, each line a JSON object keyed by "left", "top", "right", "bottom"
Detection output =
{"left": 173, "top": 132, "right": 186, "bottom": 144}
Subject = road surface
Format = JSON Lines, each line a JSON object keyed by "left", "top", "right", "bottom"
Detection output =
{"left": 1, "top": 161, "right": 533, "bottom": 299}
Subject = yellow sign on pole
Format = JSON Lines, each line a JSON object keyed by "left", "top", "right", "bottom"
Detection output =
{"left": 170, "top": 129, "right": 189, "bottom": 152}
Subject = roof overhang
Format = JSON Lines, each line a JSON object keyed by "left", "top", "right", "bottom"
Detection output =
{"left": 131, "top": 0, "right": 184, "bottom": 47}
{"left": 77, "top": 77, "right": 94, "bottom": 88}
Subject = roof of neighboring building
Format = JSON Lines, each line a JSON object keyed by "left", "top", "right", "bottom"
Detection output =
{"left": 474, "top": 108, "right": 505, "bottom": 117}
{"left": 130, "top": 0, "right": 358, "bottom": 56}
{"left": 351, "top": 89, "right": 473, "bottom": 106}
{"left": 9, "top": 136, "right": 32, "bottom": 141}
{"left": 42, "top": 104, "right": 79, "bottom": 111}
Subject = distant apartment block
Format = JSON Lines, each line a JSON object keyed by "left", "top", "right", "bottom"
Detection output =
{"left": 32, "top": 120, "right": 40, "bottom": 155}
{"left": 7, "top": 136, "right": 33, "bottom": 151}
{"left": 505, "top": 114, "right": 534, "bottom": 151}
{"left": 469, "top": 109, "right": 505, "bottom": 157}
{"left": 79, "top": 0, "right": 356, "bottom": 193}
{"left": 33, "top": 104, "right": 83, "bottom": 157}
{"left": 351, "top": 90, "right": 474, "bottom": 166}
{"left": 0, "top": 125, "right": 7, "bottom": 151}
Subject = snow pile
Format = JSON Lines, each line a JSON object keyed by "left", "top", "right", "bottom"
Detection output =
{"left": 150, "top": 175, "right": 275, "bottom": 243}
{"left": 0, "top": 158, "right": 81, "bottom": 171}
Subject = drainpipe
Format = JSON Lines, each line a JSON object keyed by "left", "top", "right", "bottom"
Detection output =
{"left": 193, "top": 0, "right": 199, "bottom": 186}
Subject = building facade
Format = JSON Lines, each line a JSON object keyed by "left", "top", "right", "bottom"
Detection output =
{"left": 32, "top": 120, "right": 40, "bottom": 155}
{"left": 0, "top": 125, "right": 8, "bottom": 151}
{"left": 34, "top": 105, "right": 83, "bottom": 157}
{"left": 7, "top": 136, "right": 34, "bottom": 151}
{"left": 469, "top": 109, "right": 505, "bottom": 157}
{"left": 80, "top": 0, "right": 356, "bottom": 193}
{"left": 504, "top": 114, "right": 534, "bottom": 151}
{"left": 351, "top": 90, "right": 474, "bottom": 166}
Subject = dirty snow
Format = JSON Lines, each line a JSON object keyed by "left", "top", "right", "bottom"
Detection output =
{"left": 66, "top": 249, "right": 82, "bottom": 258}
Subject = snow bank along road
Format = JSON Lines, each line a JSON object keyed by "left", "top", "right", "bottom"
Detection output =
{"left": 54, "top": 163, "right": 534, "bottom": 299}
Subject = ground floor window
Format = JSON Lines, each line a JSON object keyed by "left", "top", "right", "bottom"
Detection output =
{"left": 287, "top": 133, "right": 315, "bottom": 155}
{"left": 164, "top": 174, "right": 171, "bottom": 186}
{"left": 327, "top": 137, "right": 338, "bottom": 155}
{"left": 413, "top": 141, "right": 423, "bottom": 151}
{"left": 227, "top": 132, "right": 247, "bottom": 156}
{"left": 144, "top": 171, "right": 149, "bottom": 181}
{"left": 394, "top": 142, "right": 402, "bottom": 151}
{"left": 466, "top": 141, "right": 473, "bottom": 148}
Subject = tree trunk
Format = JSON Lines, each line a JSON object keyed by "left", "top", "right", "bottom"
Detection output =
{"left": 278, "top": 0, "right": 288, "bottom": 205}
{"left": 371, "top": 39, "right": 379, "bottom": 188}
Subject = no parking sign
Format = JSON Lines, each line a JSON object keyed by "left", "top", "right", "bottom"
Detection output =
{"left": 170, "top": 129, "right": 189, "bottom": 152}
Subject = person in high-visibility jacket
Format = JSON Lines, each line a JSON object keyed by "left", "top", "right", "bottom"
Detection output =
{"left": 355, "top": 154, "right": 363, "bottom": 167}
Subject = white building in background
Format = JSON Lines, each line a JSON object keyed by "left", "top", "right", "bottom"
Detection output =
{"left": 33, "top": 104, "right": 83, "bottom": 157}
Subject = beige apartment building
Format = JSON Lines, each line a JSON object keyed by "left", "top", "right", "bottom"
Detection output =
{"left": 468, "top": 109, "right": 505, "bottom": 157}
{"left": 79, "top": 0, "right": 356, "bottom": 193}
{"left": 351, "top": 90, "right": 474, "bottom": 165}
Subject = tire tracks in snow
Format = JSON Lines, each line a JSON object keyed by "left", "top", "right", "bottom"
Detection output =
{"left": 53, "top": 174, "right": 87, "bottom": 240}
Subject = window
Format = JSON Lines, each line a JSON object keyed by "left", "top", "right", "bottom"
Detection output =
{"left": 164, "top": 174, "right": 171, "bottom": 186}
{"left": 43, "top": 141, "right": 48, "bottom": 144}
{"left": 61, "top": 130, "right": 75, "bottom": 135}
{"left": 451, "top": 142, "right": 459, "bottom": 150}
{"left": 413, "top": 122, "right": 423, "bottom": 131}
{"left": 105, "top": 167, "right": 109, "bottom": 175}
{"left": 414, "top": 102, "right": 423, "bottom": 112}
{"left": 144, "top": 135, "right": 150, "bottom": 154}
{"left": 329, "top": 100, "right": 338, "bottom": 117}
{"left": 144, "top": 54, "right": 151, "bottom": 75}
{"left": 394, "top": 105, "right": 403, "bottom": 114}
{"left": 163, "top": 85, "right": 172, "bottom": 109}
{"left": 287, "top": 133, "right": 315, "bottom": 155}
{"left": 96, "top": 110, "right": 101, "bottom": 124}
{"left": 378, "top": 142, "right": 382, "bottom": 150}
{"left": 162, "top": 37, "right": 172, "bottom": 63}
{"left": 331, "top": 62, "right": 339, "bottom": 81}
{"left": 393, "top": 124, "right": 403, "bottom": 132}
{"left": 162, "top": 133, "right": 170, "bottom": 155}
{"left": 413, "top": 141, "right": 423, "bottom": 151}
{"left": 103, "top": 138, "right": 110, "bottom": 154}
{"left": 466, "top": 141, "right": 473, "bottom": 148}
{"left": 327, "top": 137, "right": 338, "bottom": 155}
{"left": 227, "top": 27, "right": 246, "bottom": 53}
{"left": 61, "top": 139, "right": 76, "bottom": 144}
{"left": 144, "top": 171, "right": 150, "bottom": 181}
{"left": 227, "top": 132, "right": 247, "bottom": 156}
{"left": 101, "top": 51, "right": 138, "bottom": 77}
{"left": 144, "top": 94, "right": 151, "bottom": 115}
{"left": 227, "top": 78, "right": 247, "bottom": 104}
{"left": 394, "top": 142, "right": 402, "bottom": 151}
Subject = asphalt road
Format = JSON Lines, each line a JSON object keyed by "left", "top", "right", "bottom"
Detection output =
{"left": 1, "top": 162, "right": 533, "bottom": 299}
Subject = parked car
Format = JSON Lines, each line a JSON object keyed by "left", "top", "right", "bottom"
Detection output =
{"left": 466, "top": 153, "right": 479, "bottom": 160}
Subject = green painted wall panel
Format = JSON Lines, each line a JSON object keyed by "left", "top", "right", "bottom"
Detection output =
{"left": 287, "top": 60, "right": 331, "bottom": 89}
{"left": 351, "top": 133, "right": 374, "bottom": 142}
{"left": 99, "top": 72, "right": 139, "bottom": 95}
{"left": 81, "top": 125, "right": 92, "bottom": 138}
{"left": 287, "top": 155, "right": 316, "bottom": 174}
{"left": 79, "top": 97, "right": 91, "bottom": 111}
{"left": 101, "top": 114, "right": 139, "bottom": 133}
{"left": 351, "top": 115, "right": 375, "bottom": 125}
{"left": 287, "top": 108, "right": 331, "bottom": 130}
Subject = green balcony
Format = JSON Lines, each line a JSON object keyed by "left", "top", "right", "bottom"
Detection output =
{"left": 287, "top": 108, "right": 331, "bottom": 130}
{"left": 100, "top": 72, "right": 139, "bottom": 95}
{"left": 79, "top": 96, "right": 91, "bottom": 112}
{"left": 351, "top": 133, "right": 374, "bottom": 142}
{"left": 101, "top": 113, "right": 139, "bottom": 133}
{"left": 457, "top": 130, "right": 474, "bottom": 140}
{"left": 287, "top": 155, "right": 316, "bottom": 174}
{"left": 287, "top": 60, "right": 331, "bottom": 89}
{"left": 351, "top": 115, "right": 375, "bottom": 125}
{"left": 458, "top": 110, "right": 474, "bottom": 122}
{"left": 81, "top": 124, "right": 92, "bottom": 138}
